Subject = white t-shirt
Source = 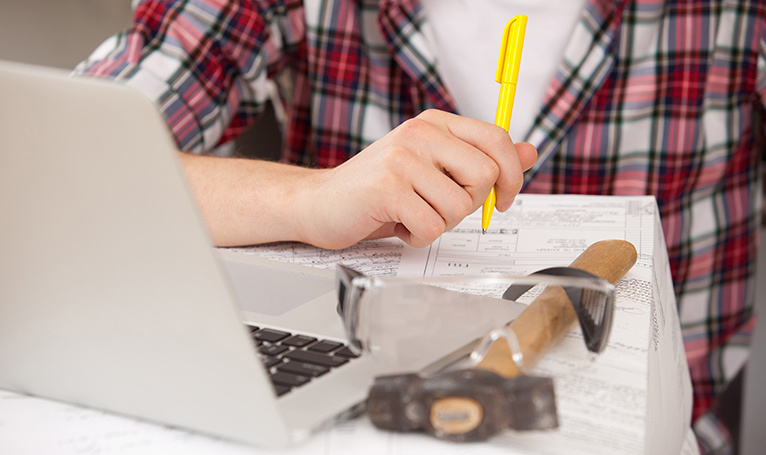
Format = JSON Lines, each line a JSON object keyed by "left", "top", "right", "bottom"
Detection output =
{"left": 420, "top": 0, "right": 587, "bottom": 141}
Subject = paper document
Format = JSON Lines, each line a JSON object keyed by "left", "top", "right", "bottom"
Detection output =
{"left": 229, "top": 194, "right": 655, "bottom": 280}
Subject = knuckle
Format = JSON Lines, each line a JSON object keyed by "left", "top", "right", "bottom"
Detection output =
{"left": 397, "top": 117, "right": 429, "bottom": 136}
{"left": 418, "top": 217, "right": 446, "bottom": 246}
{"left": 416, "top": 109, "right": 440, "bottom": 121}
{"left": 379, "top": 145, "right": 413, "bottom": 168}
{"left": 453, "top": 190, "right": 474, "bottom": 216}
{"left": 399, "top": 113, "right": 447, "bottom": 139}
{"left": 508, "top": 174, "right": 523, "bottom": 194}
{"left": 488, "top": 125, "right": 512, "bottom": 148}
{"left": 496, "top": 173, "right": 524, "bottom": 206}
{"left": 477, "top": 157, "right": 500, "bottom": 184}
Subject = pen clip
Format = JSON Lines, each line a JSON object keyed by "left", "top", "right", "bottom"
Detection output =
{"left": 495, "top": 15, "right": 527, "bottom": 85}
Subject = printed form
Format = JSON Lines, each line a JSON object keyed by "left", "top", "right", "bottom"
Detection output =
{"left": 0, "top": 195, "right": 696, "bottom": 454}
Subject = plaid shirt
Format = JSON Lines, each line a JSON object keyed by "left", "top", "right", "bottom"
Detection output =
{"left": 77, "top": 0, "right": 765, "bottom": 425}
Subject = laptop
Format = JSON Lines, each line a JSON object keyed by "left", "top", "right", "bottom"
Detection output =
{"left": 0, "top": 59, "right": 383, "bottom": 447}
{"left": 0, "top": 59, "right": 524, "bottom": 448}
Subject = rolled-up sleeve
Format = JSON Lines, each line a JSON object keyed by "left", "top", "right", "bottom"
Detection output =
{"left": 75, "top": 0, "right": 292, "bottom": 153}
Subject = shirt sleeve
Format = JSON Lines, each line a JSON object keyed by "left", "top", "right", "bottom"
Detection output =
{"left": 74, "top": 0, "right": 296, "bottom": 153}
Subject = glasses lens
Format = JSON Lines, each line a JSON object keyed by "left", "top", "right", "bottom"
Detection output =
{"left": 338, "top": 270, "right": 615, "bottom": 376}
{"left": 348, "top": 278, "right": 527, "bottom": 373}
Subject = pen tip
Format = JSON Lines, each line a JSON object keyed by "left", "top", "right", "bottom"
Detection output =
{"left": 482, "top": 229, "right": 486, "bottom": 235}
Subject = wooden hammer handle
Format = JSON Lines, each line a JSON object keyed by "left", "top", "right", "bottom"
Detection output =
{"left": 475, "top": 239, "right": 637, "bottom": 377}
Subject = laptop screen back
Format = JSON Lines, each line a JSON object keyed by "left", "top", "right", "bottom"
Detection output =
{"left": 0, "top": 60, "right": 291, "bottom": 446}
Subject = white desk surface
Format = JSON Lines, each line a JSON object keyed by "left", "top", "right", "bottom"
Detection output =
{"left": 0, "top": 195, "right": 699, "bottom": 454}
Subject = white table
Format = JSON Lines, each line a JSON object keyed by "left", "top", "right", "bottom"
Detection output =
{"left": 0, "top": 195, "right": 698, "bottom": 454}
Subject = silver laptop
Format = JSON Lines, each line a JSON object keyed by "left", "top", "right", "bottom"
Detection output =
{"left": 0, "top": 60, "right": 387, "bottom": 447}
{"left": 0, "top": 59, "right": 526, "bottom": 447}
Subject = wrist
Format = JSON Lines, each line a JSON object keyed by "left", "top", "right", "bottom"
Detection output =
{"left": 178, "top": 152, "right": 320, "bottom": 247}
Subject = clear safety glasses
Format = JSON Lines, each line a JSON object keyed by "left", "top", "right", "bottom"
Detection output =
{"left": 336, "top": 265, "right": 616, "bottom": 377}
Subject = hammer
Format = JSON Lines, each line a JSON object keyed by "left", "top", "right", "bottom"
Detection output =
{"left": 365, "top": 239, "right": 638, "bottom": 441}
{"left": 474, "top": 239, "right": 638, "bottom": 376}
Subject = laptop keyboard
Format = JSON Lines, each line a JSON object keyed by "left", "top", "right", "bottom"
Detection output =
{"left": 248, "top": 326, "right": 359, "bottom": 397}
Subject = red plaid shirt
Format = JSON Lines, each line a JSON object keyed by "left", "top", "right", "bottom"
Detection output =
{"left": 76, "top": 0, "right": 765, "bottom": 426}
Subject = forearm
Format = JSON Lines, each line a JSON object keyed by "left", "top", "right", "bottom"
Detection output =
{"left": 178, "top": 152, "right": 320, "bottom": 247}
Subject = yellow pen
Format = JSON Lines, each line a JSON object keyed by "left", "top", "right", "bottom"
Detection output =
{"left": 482, "top": 15, "right": 527, "bottom": 234}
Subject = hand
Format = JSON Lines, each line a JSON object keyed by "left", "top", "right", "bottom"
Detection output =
{"left": 293, "top": 110, "right": 537, "bottom": 249}
{"left": 181, "top": 110, "right": 536, "bottom": 249}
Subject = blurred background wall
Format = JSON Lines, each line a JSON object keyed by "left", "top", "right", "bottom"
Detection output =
{"left": 0, "top": 0, "right": 132, "bottom": 69}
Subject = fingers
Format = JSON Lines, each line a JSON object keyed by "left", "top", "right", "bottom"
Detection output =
{"left": 364, "top": 138, "right": 527, "bottom": 247}
{"left": 392, "top": 109, "right": 537, "bottom": 213}
{"left": 360, "top": 147, "right": 476, "bottom": 247}
{"left": 389, "top": 116, "right": 499, "bottom": 208}
{"left": 389, "top": 153, "right": 477, "bottom": 246}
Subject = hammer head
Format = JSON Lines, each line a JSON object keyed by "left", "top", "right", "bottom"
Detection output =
{"left": 367, "top": 369, "right": 558, "bottom": 442}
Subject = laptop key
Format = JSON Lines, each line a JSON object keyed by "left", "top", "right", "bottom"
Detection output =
{"left": 307, "top": 340, "right": 343, "bottom": 353}
{"left": 262, "top": 356, "right": 282, "bottom": 369}
{"left": 259, "top": 344, "right": 289, "bottom": 356}
{"left": 282, "top": 335, "right": 317, "bottom": 347}
{"left": 333, "top": 346, "right": 360, "bottom": 358}
{"left": 272, "top": 371, "right": 310, "bottom": 387}
{"left": 278, "top": 361, "right": 329, "bottom": 378}
{"left": 254, "top": 328, "right": 290, "bottom": 343}
{"left": 273, "top": 384, "right": 291, "bottom": 396}
{"left": 284, "top": 350, "right": 348, "bottom": 368}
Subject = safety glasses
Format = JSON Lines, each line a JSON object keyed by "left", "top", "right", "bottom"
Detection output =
{"left": 336, "top": 265, "right": 616, "bottom": 376}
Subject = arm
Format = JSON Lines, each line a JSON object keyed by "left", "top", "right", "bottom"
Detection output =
{"left": 76, "top": 2, "right": 536, "bottom": 248}
{"left": 181, "top": 109, "right": 537, "bottom": 249}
